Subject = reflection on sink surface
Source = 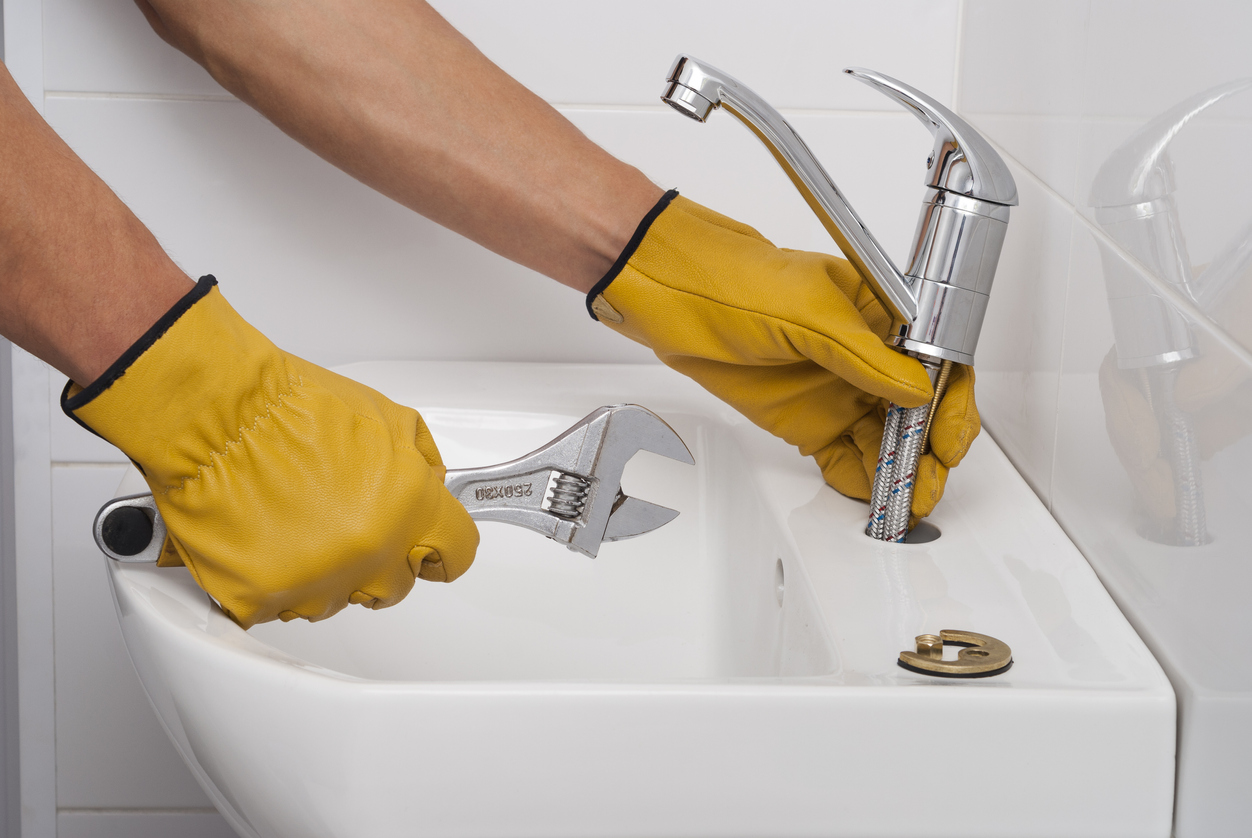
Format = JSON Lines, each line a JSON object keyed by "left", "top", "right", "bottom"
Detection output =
{"left": 105, "top": 361, "right": 1177, "bottom": 838}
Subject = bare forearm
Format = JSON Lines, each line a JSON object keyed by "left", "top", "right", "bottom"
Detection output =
{"left": 0, "top": 64, "right": 191, "bottom": 385}
{"left": 136, "top": 0, "right": 663, "bottom": 292}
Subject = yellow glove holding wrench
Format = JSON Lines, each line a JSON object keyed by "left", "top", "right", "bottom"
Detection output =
{"left": 64, "top": 276, "right": 478, "bottom": 629}
{"left": 589, "top": 191, "right": 980, "bottom": 518}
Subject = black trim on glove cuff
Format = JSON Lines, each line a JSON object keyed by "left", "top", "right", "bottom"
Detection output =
{"left": 586, "top": 189, "right": 679, "bottom": 321}
{"left": 62, "top": 275, "right": 219, "bottom": 426}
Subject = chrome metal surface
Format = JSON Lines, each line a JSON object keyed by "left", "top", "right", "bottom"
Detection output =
{"left": 663, "top": 54, "right": 916, "bottom": 325}
{"left": 94, "top": 493, "right": 165, "bottom": 563}
{"left": 866, "top": 404, "right": 903, "bottom": 540}
{"left": 881, "top": 403, "right": 929, "bottom": 542}
{"left": 897, "top": 189, "right": 1010, "bottom": 364}
{"left": 867, "top": 360, "right": 943, "bottom": 542}
{"left": 843, "top": 68, "right": 1018, "bottom": 206}
{"left": 662, "top": 55, "right": 1017, "bottom": 366}
{"left": 600, "top": 492, "right": 681, "bottom": 542}
{"left": 444, "top": 403, "right": 695, "bottom": 557}
{"left": 93, "top": 404, "right": 695, "bottom": 563}
{"left": 920, "top": 360, "right": 955, "bottom": 455}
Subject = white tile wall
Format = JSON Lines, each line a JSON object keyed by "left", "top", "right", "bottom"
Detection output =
{"left": 961, "top": 2, "right": 1252, "bottom": 835}
{"left": 13, "top": 0, "right": 968, "bottom": 832}
{"left": 57, "top": 810, "right": 233, "bottom": 838}
{"left": 43, "top": 0, "right": 960, "bottom": 109}
{"left": 974, "top": 158, "right": 1073, "bottom": 503}
{"left": 42, "top": 98, "right": 935, "bottom": 369}
{"left": 51, "top": 466, "right": 212, "bottom": 809}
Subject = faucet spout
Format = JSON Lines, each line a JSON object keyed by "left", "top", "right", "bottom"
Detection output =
{"left": 663, "top": 55, "right": 917, "bottom": 324}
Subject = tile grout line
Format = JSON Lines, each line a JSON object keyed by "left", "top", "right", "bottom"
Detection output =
{"left": 951, "top": 0, "right": 966, "bottom": 113}
{"left": 58, "top": 807, "right": 223, "bottom": 813}
{"left": 1044, "top": 214, "right": 1079, "bottom": 515}
{"left": 44, "top": 90, "right": 239, "bottom": 103}
{"left": 50, "top": 463, "right": 129, "bottom": 470}
{"left": 42, "top": 90, "right": 917, "bottom": 120}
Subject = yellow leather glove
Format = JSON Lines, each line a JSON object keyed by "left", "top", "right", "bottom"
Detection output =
{"left": 64, "top": 276, "right": 478, "bottom": 629}
{"left": 588, "top": 191, "right": 980, "bottom": 518}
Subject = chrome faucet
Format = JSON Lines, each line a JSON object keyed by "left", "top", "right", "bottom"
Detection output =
{"left": 662, "top": 55, "right": 1018, "bottom": 366}
{"left": 661, "top": 55, "right": 1017, "bottom": 540}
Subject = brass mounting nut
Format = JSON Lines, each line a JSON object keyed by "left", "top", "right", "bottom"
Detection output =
{"left": 898, "top": 630, "right": 1012, "bottom": 678}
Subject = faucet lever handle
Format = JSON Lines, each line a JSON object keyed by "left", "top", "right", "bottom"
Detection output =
{"left": 844, "top": 68, "right": 1018, "bottom": 207}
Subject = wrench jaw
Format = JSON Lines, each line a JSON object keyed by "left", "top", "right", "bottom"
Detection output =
{"left": 444, "top": 404, "right": 694, "bottom": 558}
{"left": 564, "top": 405, "right": 694, "bottom": 558}
{"left": 602, "top": 492, "right": 681, "bottom": 543}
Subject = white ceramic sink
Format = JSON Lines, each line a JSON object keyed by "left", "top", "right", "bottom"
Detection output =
{"left": 105, "top": 361, "right": 1176, "bottom": 838}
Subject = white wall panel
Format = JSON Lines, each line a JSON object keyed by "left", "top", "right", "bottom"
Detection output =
{"left": 47, "top": 377, "right": 127, "bottom": 465}
{"left": 44, "top": 96, "right": 931, "bottom": 370}
{"left": 962, "top": 7, "right": 1252, "bottom": 832}
{"left": 52, "top": 466, "right": 213, "bottom": 808}
{"left": 974, "top": 159, "right": 1073, "bottom": 504}
{"left": 1051, "top": 219, "right": 1252, "bottom": 838}
{"left": 959, "top": 0, "right": 1089, "bottom": 203}
{"left": 42, "top": 0, "right": 229, "bottom": 96}
{"left": 58, "top": 809, "right": 234, "bottom": 838}
{"left": 43, "top": 0, "right": 959, "bottom": 109}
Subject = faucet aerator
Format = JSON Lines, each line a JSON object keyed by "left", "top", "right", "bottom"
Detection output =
{"left": 661, "top": 82, "right": 714, "bottom": 122}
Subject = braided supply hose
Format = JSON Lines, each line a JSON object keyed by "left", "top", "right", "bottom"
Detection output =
{"left": 866, "top": 359, "right": 951, "bottom": 542}
{"left": 866, "top": 403, "right": 905, "bottom": 539}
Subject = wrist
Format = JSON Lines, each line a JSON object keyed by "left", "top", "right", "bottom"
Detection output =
{"left": 586, "top": 189, "right": 679, "bottom": 317}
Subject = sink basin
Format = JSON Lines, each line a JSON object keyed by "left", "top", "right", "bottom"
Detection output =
{"left": 105, "top": 361, "right": 1175, "bottom": 838}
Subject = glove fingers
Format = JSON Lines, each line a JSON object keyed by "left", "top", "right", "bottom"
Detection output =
{"left": 777, "top": 251, "right": 930, "bottom": 407}
{"left": 832, "top": 401, "right": 954, "bottom": 521}
{"left": 159, "top": 414, "right": 476, "bottom": 628}
{"left": 408, "top": 498, "right": 479, "bottom": 585}
{"left": 792, "top": 318, "right": 932, "bottom": 409}
{"left": 349, "top": 560, "right": 418, "bottom": 611}
{"left": 155, "top": 533, "right": 185, "bottom": 567}
{"left": 665, "top": 356, "right": 883, "bottom": 460}
{"left": 911, "top": 454, "right": 948, "bottom": 519}
{"left": 810, "top": 410, "right": 885, "bottom": 503}
{"left": 928, "top": 364, "right": 980, "bottom": 469}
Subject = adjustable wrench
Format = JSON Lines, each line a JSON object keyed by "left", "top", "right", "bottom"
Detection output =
{"left": 93, "top": 404, "right": 695, "bottom": 563}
